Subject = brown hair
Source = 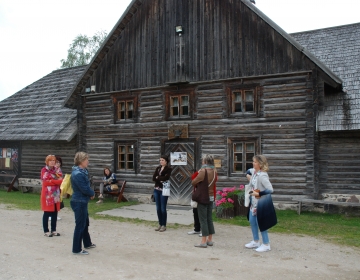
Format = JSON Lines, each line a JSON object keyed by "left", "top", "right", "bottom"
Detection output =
{"left": 103, "top": 167, "right": 112, "bottom": 176}
{"left": 160, "top": 155, "right": 169, "bottom": 165}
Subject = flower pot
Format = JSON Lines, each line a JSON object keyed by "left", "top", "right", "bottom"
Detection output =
{"left": 233, "top": 196, "right": 248, "bottom": 216}
{"left": 216, "top": 207, "right": 234, "bottom": 219}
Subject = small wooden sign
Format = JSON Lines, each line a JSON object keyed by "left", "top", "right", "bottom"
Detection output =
{"left": 214, "top": 159, "right": 221, "bottom": 168}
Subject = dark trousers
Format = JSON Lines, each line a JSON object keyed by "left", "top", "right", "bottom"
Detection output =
{"left": 193, "top": 208, "right": 201, "bottom": 232}
{"left": 42, "top": 204, "right": 58, "bottom": 233}
{"left": 153, "top": 189, "right": 169, "bottom": 226}
{"left": 197, "top": 202, "right": 215, "bottom": 237}
{"left": 70, "top": 201, "right": 92, "bottom": 253}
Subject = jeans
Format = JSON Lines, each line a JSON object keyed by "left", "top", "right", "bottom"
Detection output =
{"left": 197, "top": 203, "right": 215, "bottom": 237}
{"left": 249, "top": 212, "right": 270, "bottom": 244}
{"left": 70, "top": 200, "right": 92, "bottom": 253}
{"left": 42, "top": 208, "right": 58, "bottom": 233}
{"left": 153, "top": 189, "right": 168, "bottom": 226}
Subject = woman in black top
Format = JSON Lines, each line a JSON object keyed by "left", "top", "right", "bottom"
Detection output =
{"left": 152, "top": 155, "right": 172, "bottom": 232}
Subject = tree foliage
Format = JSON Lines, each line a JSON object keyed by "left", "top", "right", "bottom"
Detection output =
{"left": 60, "top": 30, "right": 108, "bottom": 68}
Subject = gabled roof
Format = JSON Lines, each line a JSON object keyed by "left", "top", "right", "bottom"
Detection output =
{"left": 291, "top": 23, "right": 360, "bottom": 131}
{"left": 0, "top": 66, "right": 86, "bottom": 141}
{"left": 64, "top": 0, "right": 342, "bottom": 108}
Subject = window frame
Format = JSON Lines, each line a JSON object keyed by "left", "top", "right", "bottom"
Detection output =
{"left": 165, "top": 89, "right": 194, "bottom": 120}
{"left": 226, "top": 84, "right": 259, "bottom": 118}
{"left": 228, "top": 137, "right": 261, "bottom": 175}
{"left": 114, "top": 141, "right": 137, "bottom": 174}
{"left": 113, "top": 94, "right": 138, "bottom": 123}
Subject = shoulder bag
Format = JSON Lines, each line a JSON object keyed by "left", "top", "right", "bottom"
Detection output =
{"left": 192, "top": 169, "right": 216, "bottom": 205}
{"left": 162, "top": 181, "right": 170, "bottom": 196}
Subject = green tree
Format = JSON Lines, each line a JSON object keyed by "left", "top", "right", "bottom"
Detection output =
{"left": 60, "top": 30, "right": 108, "bottom": 68}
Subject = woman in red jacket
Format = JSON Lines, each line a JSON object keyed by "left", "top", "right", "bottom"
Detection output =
{"left": 41, "top": 155, "right": 63, "bottom": 237}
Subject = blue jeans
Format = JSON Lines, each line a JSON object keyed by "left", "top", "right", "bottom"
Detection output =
{"left": 249, "top": 212, "right": 270, "bottom": 244}
{"left": 153, "top": 189, "right": 168, "bottom": 226}
{"left": 70, "top": 200, "right": 92, "bottom": 253}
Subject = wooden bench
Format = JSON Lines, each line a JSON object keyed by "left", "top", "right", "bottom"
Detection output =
{"left": 92, "top": 179, "right": 127, "bottom": 203}
{"left": 292, "top": 198, "right": 360, "bottom": 215}
{"left": 0, "top": 173, "right": 18, "bottom": 192}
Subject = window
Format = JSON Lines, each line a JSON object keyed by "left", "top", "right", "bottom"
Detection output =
{"left": 165, "top": 89, "right": 194, "bottom": 120}
{"left": 233, "top": 90, "right": 254, "bottom": 113}
{"left": 229, "top": 137, "right": 260, "bottom": 174}
{"left": 117, "top": 144, "right": 135, "bottom": 171}
{"left": 170, "top": 95, "right": 189, "bottom": 117}
{"left": 114, "top": 95, "right": 138, "bottom": 123}
{"left": 117, "top": 100, "right": 134, "bottom": 120}
{"left": 226, "top": 85, "right": 259, "bottom": 117}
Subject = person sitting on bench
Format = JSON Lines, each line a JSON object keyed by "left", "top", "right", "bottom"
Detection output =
{"left": 96, "top": 167, "right": 117, "bottom": 204}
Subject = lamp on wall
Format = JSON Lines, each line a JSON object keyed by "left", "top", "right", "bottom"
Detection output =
{"left": 175, "top": 25, "right": 183, "bottom": 36}
{"left": 174, "top": 129, "right": 182, "bottom": 138}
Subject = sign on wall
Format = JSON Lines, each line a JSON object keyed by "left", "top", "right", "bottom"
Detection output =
{"left": 170, "top": 152, "right": 187, "bottom": 165}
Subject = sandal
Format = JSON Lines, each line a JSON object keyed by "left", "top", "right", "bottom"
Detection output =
{"left": 51, "top": 232, "right": 60, "bottom": 236}
{"left": 44, "top": 232, "right": 53, "bottom": 237}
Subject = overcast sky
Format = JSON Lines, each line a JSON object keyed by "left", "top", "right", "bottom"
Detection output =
{"left": 0, "top": 0, "right": 359, "bottom": 101}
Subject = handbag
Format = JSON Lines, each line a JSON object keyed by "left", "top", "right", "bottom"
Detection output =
{"left": 192, "top": 170, "right": 211, "bottom": 204}
{"left": 190, "top": 199, "right": 198, "bottom": 208}
{"left": 162, "top": 181, "right": 170, "bottom": 196}
{"left": 110, "top": 184, "right": 119, "bottom": 191}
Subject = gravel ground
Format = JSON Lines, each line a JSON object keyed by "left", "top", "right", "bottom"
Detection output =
{"left": 1, "top": 204, "right": 360, "bottom": 280}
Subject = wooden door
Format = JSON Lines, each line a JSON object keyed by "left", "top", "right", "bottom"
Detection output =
{"left": 164, "top": 140, "right": 196, "bottom": 205}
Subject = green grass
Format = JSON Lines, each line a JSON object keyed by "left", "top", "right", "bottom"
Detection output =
{"left": 1, "top": 189, "right": 360, "bottom": 247}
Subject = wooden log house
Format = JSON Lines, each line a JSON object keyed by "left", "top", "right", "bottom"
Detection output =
{"left": 0, "top": 66, "right": 86, "bottom": 188}
{"left": 62, "top": 0, "right": 359, "bottom": 205}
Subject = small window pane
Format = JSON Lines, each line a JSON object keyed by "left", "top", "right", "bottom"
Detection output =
{"left": 171, "top": 97, "right": 179, "bottom": 107}
{"left": 127, "top": 162, "right": 134, "bottom": 169}
{"left": 172, "top": 107, "right": 179, "bottom": 116}
{"left": 245, "top": 91, "right": 254, "bottom": 112}
{"left": 234, "top": 92, "right": 241, "bottom": 101}
{"left": 127, "top": 101, "right": 133, "bottom": 110}
{"left": 234, "top": 163, "right": 242, "bottom": 171}
{"left": 181, "top": 106, "right": 189, "bottom": 115}
{"left": 181, "top": 96, "right": 189, "bottom": 106}
{"left": 246, "top": 143, "right": 254, "bottom": 152}
{"left": 234, "top": 103, "right": 242, "bottom": 112}
{"left": 234, "top": 143, "right": 243, "bottom": 152}
{"left": 235, "top": 153, "right": 243, "bottom": 161}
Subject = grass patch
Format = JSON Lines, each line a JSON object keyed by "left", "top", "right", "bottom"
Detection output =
{"left": 1, "top": 189, "right": 359, "bottom": 247}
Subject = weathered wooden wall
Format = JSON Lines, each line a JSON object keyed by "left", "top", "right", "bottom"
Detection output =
{"left": 319, "top": 131, "right": 360, "bottom": 195}
{"left": 85, "top": 0, "right": 315, "bottom": 93}
{"left": 82, "top": 73, "right": 318, "bottom": 202}
{"left": 20, "top": 139, "right": 77, "bottom": 178}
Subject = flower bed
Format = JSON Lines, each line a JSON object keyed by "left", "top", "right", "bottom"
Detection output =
{"left": 216, "top": 185, "right": 247, "bottom": 218}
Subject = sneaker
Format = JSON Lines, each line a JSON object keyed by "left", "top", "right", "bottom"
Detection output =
{"left": 85, "top": 244, "right": 96, "bottom": 249}
{"left": 73, "top": 250, "right": 89, "bottom": 255}
{"left": 188, "top": 231, "right": 201, "bottom": 235}
{"left": 255, "top": 244, "right": 271, "bottom": 252}
{"left": 199, "top": 233, "right": 202, "bottom": 237}
{"left": 159, "top": 226, "right": 166, "bottom": 232}
{"left": 96, "top": 200, "right": 103, "bottom": 204}
{"left": 57, "top": 217, "right": 61, "bottom": 220}
{"left": 245, "top": 240, "right": 260, "bottom": 249}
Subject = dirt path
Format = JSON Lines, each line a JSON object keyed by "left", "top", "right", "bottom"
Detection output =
{"left": 1, "top": 204, "right": 359, "bottom": 280}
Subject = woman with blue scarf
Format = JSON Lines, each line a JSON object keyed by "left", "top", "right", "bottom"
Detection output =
{"left": 70, "top": 152, "right": 96, "bottom": 255}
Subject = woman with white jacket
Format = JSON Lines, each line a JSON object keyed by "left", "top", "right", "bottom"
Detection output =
{"left": 245, "top": 155, "right": 277, "bottom": 252}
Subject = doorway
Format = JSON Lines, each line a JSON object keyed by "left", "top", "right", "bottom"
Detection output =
{"left": 164, "top": 139, "right": 197, "bottom": 205}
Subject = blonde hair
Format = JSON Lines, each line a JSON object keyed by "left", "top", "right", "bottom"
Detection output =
{"left": 253, "top": 155, "right": 269, "bottom": 172}
{"left": 202, "top": 154, "right": 214, "bottom": 166}
{"left": 74, "top": 152, "right": 89, "bottom": 166}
